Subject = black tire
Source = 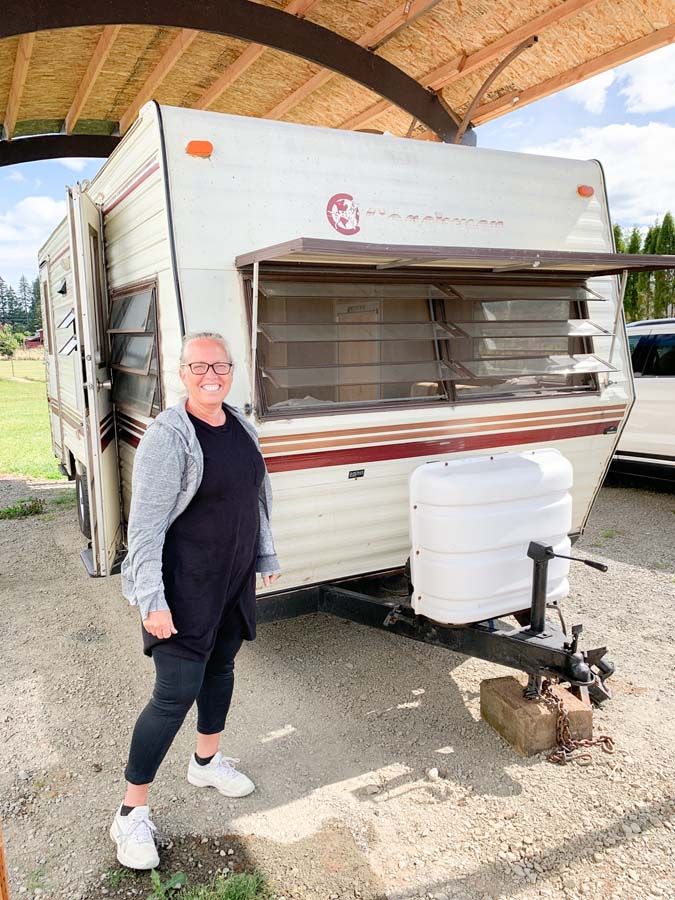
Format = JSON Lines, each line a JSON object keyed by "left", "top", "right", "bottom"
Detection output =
{"left": 76, "top": 469, "right": 92, "bottom": 539}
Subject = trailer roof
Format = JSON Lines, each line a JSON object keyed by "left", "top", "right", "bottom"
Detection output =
{"left": 1, "top": 0, "right": 674, "bottom": 165}
{"left": 235, "top": 238, "right": 675, "bottom": 277}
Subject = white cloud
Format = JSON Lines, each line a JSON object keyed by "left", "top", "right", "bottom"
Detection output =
{"left": 616, "top": 43, "right": 675, "bottom": 113}
{"left": 566, "top": 70, "right": 616, "bottom": 114}
{"left": 524, "top": 122, "right": 675, "bottom": 227}
{"left": 57, "top": 158, "right": 91, "bottom": 172}
{"left": 0, "top": 195, "right": 66, "bottom": 285}
{"left": 5, "top": 170, "right": 25, "bottom": 183}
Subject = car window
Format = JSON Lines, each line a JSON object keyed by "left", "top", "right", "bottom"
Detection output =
{"left": 627, "top": 334, "right": 652, "bottom": 374}
{"left": 642, "top": 334, "right": 675, "bottom": 377}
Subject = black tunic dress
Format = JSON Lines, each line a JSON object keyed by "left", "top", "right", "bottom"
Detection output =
{"left": 142, "top": 408, "right": 265, "bottom": 660}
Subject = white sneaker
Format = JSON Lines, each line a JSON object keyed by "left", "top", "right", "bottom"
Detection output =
{"left": 109, "top": 805, "right": 160, "bottom": 870}
{"left": 187, "top": 751, "right": 255, "bottom": 797}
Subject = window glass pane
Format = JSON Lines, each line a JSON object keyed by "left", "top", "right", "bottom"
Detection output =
{"left": 643, "top": 334, "right": 675, "bottom": 377}
{"left": 109, "top": 290, "right": 153, "bottom": 331}
{"left": 112, "top": 372, "right": 157, "bottom": 416}
{"left": 449, "top": 354, "right": 614, "bottom": 379}
{"left": 111, "top": 334, "right": 154, "bottom": 373}
{"left": 256, "top": 277, "right": 599, "bottom": 413}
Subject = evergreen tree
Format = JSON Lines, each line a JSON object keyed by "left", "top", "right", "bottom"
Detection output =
{"left": 654, "top": 212, "right": 675, "bottom": 318}
{"left": 623, "top": 228, "right": 643, "bottom": 322}
{"left": 637, "top": 223, "right": 660, "bottom": 318}
{"left": 613, "top": 223, "right": 626, "bottom": 252}
{"left": 0, "top": 277, "right": 8, "bottom": 325}
{"left": 16, "top": 274, "right": 32, "bottom": 332}
{"left": 30, "top": 277, "right": 42, "bottom": 332}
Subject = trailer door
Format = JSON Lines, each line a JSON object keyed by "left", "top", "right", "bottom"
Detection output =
{"left": 69, "top": 186, "right": 122, "bottom": 577}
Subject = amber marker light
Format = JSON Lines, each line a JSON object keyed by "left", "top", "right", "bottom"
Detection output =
{"left": 186, "top": 140, "right": 213, "bottom": 158}
{"left": 577, "top": 184, "right": 594, "bottom": 197}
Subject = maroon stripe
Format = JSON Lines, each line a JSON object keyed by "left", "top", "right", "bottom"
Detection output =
{"left": 119, "top": 428, "right": 140, "bottom": 448}
{"left": 103, "top": 162, "right": 160, "bottom": 214}
{"left": 264, "top": 420, "right": 619, "bottom": 474}
{"left": 101, "top": 429, "right": 115, "bottom": 452}
{"left": 50, "top": 244, "right": 69, "bottom": 264}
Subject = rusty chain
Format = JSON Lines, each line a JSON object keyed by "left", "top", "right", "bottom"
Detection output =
{"left": 540, "top": 679, "right": 615, "bottom": 766}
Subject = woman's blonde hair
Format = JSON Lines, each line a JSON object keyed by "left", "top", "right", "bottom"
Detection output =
{"left": 180, "top": 331, "right": 232, "bottom": 365}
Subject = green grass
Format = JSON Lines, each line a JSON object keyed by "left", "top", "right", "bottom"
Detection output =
{"left": 52, "top": 488, "right": 77, "bottom": 507}
{"left": 105, "top": 866, "right": 135, "bottom": 889}
{"left": 601, "top": 529, "right": 617, "bottom": 539}
{"left": 0, "top": 358, "right": 46, "bottom": 381}
{"left": 0, "top": 497, "right": 46, "bottom": 519}
{"left": 178, "top": 872, "right": 271, "bottom": 900}
{"left": 0, "top": 375, "right": 64, "bottom": 480}
{"left": 26, "top": 863, "right": 47, "bottom": 891}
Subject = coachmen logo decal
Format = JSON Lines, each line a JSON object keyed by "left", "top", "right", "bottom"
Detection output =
{"left": 326, "top": 193, "right": 360, "bottom": 235}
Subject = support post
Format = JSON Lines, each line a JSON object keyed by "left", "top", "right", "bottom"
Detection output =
{"left": 0, "top": 819, "right": 10, "bottom": 900}
{"left": 527, "top": 541, "right": 552, "bottom": 635}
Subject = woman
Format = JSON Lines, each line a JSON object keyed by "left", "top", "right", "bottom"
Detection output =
{"left": 112, "top": 331, "right": 280, "bottom": 870}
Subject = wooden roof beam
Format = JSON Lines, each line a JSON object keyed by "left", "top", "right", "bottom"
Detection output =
{"left": 65, "top": 25, "right": 122, "bottom": 134}
{"left": 265, "top": 0, "right": 442, "bottom": 120}
{"left": 2, "top": 0, "right": 462, "bottom": 143}
{"left": 119, "top": 29, "right": 198, "bottom": 134}
{"left": 193, "top": 0, "right": 322, "bottom": 111}
{"left": 337, "top": 0, "right": 601, "bottom": 132}
{"left": 2, "top": 33, "right": 36, "bottom": 141}
{"left": 472, "top": 23, "right": 675, "bottom": 125}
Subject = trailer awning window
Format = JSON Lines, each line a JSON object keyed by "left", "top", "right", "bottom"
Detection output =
{"left": 250, "top": 274, "right": 613, "bottom": 415}
{"left": 236, "top": 237, "right": 675, "bottom": 277}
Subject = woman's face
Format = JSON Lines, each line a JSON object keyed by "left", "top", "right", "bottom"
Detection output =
{"left": 179, "top": 338, "right": 233, "bottom": 409}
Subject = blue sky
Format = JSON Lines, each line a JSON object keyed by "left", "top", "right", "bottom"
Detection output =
{"left": 1, "top": 42, "right": 674, "bottom": 290}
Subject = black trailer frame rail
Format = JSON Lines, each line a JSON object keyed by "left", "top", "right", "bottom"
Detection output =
{"left": 257, "top": 561, "right": 615, "bottom": 704}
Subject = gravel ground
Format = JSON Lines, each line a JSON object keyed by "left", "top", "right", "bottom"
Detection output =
{"left": 1, "top": 474, "right": 674, "bottom": 900}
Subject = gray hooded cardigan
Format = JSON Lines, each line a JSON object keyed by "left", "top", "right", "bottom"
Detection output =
{"left": 120, "top": 398, "right": 279, "bottom": 620}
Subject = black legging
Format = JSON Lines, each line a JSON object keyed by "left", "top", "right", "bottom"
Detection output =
{"left": 124, "top": 622, "right": 244, "bottom": 785}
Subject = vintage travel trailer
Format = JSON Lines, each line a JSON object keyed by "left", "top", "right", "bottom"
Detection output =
{"left": 39, "top": 102, "right": 674, "bottom": 694}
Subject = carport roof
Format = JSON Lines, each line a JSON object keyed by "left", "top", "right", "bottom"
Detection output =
{"left": 1, "top": 0, "right": 674, "bottom": 165}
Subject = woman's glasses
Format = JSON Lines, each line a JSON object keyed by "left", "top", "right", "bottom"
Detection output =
{"left": 181, "top": 362, "right": 234, "bottom": 375}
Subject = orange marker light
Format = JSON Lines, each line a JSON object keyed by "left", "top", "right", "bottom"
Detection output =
{"left": 577, "top": 184, "right": 594, "bottom": 197}
{"left": 186, "top": 140, "right": 213, "bottom": 158}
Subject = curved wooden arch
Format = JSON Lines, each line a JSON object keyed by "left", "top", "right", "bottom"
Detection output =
{"left": 1, "top": 0, "right": 467, "bottom": 166}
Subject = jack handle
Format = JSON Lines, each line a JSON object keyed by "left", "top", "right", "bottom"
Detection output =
{"left": 527, "top": 542, "right": 608, "bottom": 573}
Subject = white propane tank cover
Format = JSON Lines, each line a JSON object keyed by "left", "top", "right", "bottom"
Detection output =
{"left": 409, "top": 450, "right": 573, "bottom": 625}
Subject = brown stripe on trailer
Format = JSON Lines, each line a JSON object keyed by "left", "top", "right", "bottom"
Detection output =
{"left": 264, "top": 419, "right": 620, "bottom": 473}
{"left": 259, "top": 404, "right": 627, "bottom": 453}
{"left": 118, "top": 428, "right": 141, "bottom": 448}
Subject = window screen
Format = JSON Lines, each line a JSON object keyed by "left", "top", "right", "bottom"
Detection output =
{"left": 108, "top": 286, "right": 160, "bottom": 416}
{"left": 255, "top": 276, "right": 612, "bottom": 414}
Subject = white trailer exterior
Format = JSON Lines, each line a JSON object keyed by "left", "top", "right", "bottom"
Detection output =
{"left": 39, "top": 102, "right": 665, "bottom": 598}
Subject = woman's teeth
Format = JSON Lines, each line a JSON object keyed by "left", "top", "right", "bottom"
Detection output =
{"left": 201, "top": 384, "right": 222, "bottom": 391}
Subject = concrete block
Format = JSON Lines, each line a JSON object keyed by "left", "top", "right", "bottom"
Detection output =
{"left": 480, "top": 674, "right": 593, "bottom": 756}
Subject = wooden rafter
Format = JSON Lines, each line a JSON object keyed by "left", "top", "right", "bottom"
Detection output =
{"left": 338, "top": 0, "right": 602, "bottom": 131}
{"left": 193, "top": 0, "right": 322, "bottom": 111}
{"left": 472, "top": 23, "right": 675, "bottom": 124}
{"left": 119, "top": 28, "right": 198, "bottom": 134}
{"left": 265, "top": 0, "right": 442, "bottom": 120}
{"left": 2, "top": 32, "right": 36, "bottom": 140}
{"left": 65, "top": 25, "right": 121, "bottom": 134}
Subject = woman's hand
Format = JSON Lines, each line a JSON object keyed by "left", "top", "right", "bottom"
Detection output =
{"left": 142, "top": 609, "right": 178, "bottom": 639}
{"left": 262, "top": 572, "right": 281, "bottom": 588}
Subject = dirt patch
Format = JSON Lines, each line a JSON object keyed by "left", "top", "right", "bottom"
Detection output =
{"left": 1, "top": 476, "right": 674, "bottom": 900}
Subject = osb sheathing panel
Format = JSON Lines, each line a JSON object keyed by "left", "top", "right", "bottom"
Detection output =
{"left": 156, "top": 33, "right": 251, "bottom": 109}
{"left": 18, "top": 28, "right": 104, "bottom": 121}
{"left": 79, "top": 26, "right": 175, "bottom": 121}
{"left": 378, "top": 0, "right": 555, "bottom": 80}
{"left": 285, "top": 72, "right": 381, "bottom": 128}
{"left": 0, "top": 37, "right": 19, "bottom": 122}
{"left": 309, "top": 0, "right": 402, "bottom": 42}
{"left": 209, "top": 48, "right": 319, "bottom": 118}
{"left": 440, "top": 0, "right": 654, "bottom": 117}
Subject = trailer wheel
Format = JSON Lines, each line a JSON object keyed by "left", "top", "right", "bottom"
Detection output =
{"left": 75, "top": 469, "right": 92, "bottom": 540}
